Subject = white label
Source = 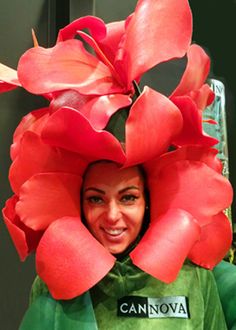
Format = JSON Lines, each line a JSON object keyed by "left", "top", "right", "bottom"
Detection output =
{"left": 117, "top": 295, "right": 190, "bottom": 319}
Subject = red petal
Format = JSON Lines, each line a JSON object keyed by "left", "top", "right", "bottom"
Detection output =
{"left": 80, "top": 94, "right": 132, "bottom": 129}
{"left": 130, "top": 208, "right": 200, "bottom": 283}
{"left": 188, "top": 84, "right": 215, "bottom": 110}
{"left": 57, "top": 16, "right": 106, "bottom": 42}
{"left": 10, "top": 131, "right": 88, "bottom": 195}
{"left": 58, "top": 17, "right": 125, "bottom": 85}
{"left": 50, "top": 90, "right": 93, "bottom": 113}
{"left": 36, "top": 217, "right": 115, "bottom": 299}
{"left": 58, "top": 16, "right": 125, "bottom": 66}
{"left": 125, "top": 87, "right": 182, "bottom": 166}
{"left": 147, "top": 151, "right": 233, "bottom": 225}
{"left": 171, "top": 44, "right": 211, "bottom": 97}
{"left": 50, "top": 90, "right": 131, "bottom": 129}
{"left": 76, "top": 30, "right": 125, "bottom": 87}
{"left": 16, "top": 173, "right": 82, "bottom": 230}
{"left": 17, "top": 40, "right": 123, "bottom": 95}
{"left": 0, "top": 63, "right": 21, "bottom": 93}
{"left": 10, "top": 108, "right": 50, "bottom": 160}
{"left": 42, "top": 107, "right": 126, "bottom": 163}
{"left": 172, "top": 96, "right": 218, "bottom": 147}
{"left": 188, "top": 212, "right": 232, "bottom": 269}
{"left": 145, "top": 145, "right": 223, "bottom": 174}
{"left": 204, "top": 119, "right": 217, "bottom": 125}
{"left": 0, "top": 81, "right": 18, "bottom": 93}
{"left": 98, "top": 21, "right": 126, "bottom": 64}
{"left": 2, "top": 196, "right": 43, "bottom": 261}
{"left": 118, "top": 0, "right": 192, "bottom": 84}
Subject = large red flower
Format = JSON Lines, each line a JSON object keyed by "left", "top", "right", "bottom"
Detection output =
{"left": 13, "top": 0, "right": 191, "bottom": 164}
{"left": 0, "top": 0, "right": 233, "bottom": 300}
{"left": 0, "top": 0, "right": 211, "bottom": 155}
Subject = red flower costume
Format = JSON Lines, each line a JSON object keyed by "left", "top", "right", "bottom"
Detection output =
{"left": 0, "top": 0, "right": 233, "bottom": 300}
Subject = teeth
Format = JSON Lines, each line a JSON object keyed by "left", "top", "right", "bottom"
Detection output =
{"left": 104, "top": 228, "right": 124, "bottom": 235}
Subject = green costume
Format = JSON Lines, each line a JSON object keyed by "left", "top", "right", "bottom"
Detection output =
{"left": 20, "top": 257, "right": 227, "bottom": 330}
{"left": 213, "top": 261, "right": 236, "bottom": 330}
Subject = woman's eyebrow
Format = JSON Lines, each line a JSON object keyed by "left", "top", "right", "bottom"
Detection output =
{"left": 84, "top": 187, "right": 105, "bottom": 194}
{"left": 118, "top": 186, "right": 139, "bottom": 194}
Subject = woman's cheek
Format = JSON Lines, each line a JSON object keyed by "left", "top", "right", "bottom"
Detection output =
{"left": 86, "top": 207, "right": 102, "bottom": 227}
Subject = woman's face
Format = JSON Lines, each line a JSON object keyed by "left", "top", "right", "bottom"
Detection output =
{"left": 82, "top": 162, "right": 146, "bottom": 255}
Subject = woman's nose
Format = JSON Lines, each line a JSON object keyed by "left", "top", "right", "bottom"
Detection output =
{"left": 105, "top": 200, "right": 121, "bottom": 223}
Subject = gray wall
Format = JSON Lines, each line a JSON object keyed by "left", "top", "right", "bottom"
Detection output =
{"left": 0, "top": 1, "right": 55, "bottom": 328}
{"left": 0, "top": 1, "right": 235, "bottom": 328}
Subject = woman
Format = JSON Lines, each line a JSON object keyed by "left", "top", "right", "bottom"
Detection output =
{"left": 83, "top": 161, "right": 228, "bottom": 329}
{"left": 17, "top": 160, "right": 227, "bottom": 329}
{"left": 0, "top": 0, "right": 233, "bottom": 329}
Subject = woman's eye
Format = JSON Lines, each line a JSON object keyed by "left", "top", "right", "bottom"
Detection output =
{"left": 87, "top": 196, "right": 104, "bottom": 204}
{"left": 121, "top": 194, "right": 138, "bottom": 203}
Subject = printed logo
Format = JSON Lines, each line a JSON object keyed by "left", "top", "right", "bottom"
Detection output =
{"left": 117, "top": 296, "right": 190, "bottom": 319}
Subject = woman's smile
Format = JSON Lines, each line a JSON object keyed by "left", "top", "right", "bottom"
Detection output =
{"left": 102, "top": 227, "right": 126, "bottom": 236}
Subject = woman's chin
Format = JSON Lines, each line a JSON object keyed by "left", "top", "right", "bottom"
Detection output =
{"left": 100, "top": 239, "right": 128, "bottom": 255}
{"left": 104, "top": 243, "right": 127, "bottom": 255}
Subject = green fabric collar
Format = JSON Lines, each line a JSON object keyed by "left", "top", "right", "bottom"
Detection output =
{"left": 93, "top": 256, "right": 149, "bottom": 298}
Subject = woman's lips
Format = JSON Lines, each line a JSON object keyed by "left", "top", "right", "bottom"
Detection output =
{"left": 101, "top": 227, "right": 127, "bottom": 241}
{"left": 104, "top": 228, "right": 124, "bottom": 235}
